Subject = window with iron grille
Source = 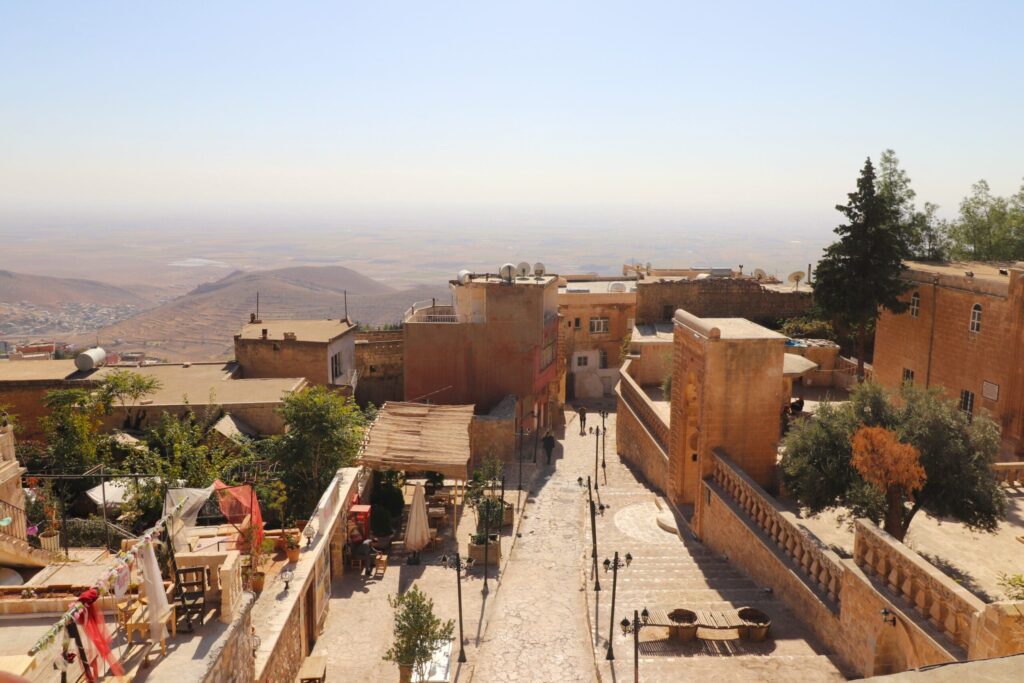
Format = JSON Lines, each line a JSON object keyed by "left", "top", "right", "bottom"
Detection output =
{"left": 902, "top": 368, "right": 914, "bottom": 384}
{"left": 970, "top": 304, "right": 981, "bottom": 333}
{"left": 959, "top": 389, "right": 975, "bottom": 418}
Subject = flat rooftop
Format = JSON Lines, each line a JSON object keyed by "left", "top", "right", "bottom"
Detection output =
{"left": 675, "top": 311, "right": 787, "bottom": 341}
{"left": 0, "top": 359, "right": 79, "bottom": 382}
{"left": 462, "top": 274, "right": 556, "bottom": 286}
{"left": 101, "top": 363, "right": 304, "bottom": 405}
{"left": 631, "top": 323, "right": 674, "bottom": 343}
{"left": 238, "top": 318, "right": 354, "bottom": 342}
{"left": 558, "top": 280, "right": 637, "bottom": 294}
{"left": 905, "top": 260, "right": 1018, "bottom": 284}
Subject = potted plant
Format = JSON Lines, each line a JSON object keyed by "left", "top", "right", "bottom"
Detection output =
{"left": 738, "top": 607, "right": 771, "bottom": 642}
{"left": 36, "top": 481, "right": 62, "bottom": 552}
{"left": 383, "top": 585, "right": 454, "bottom": 683}
{"left": 467, "top": 496, "right": 503, "bottom": 565}
{"left": 243, "top": 526, "right": 267, "bottom": 592}
{"left": 667, "top": 608, "right": 698, "bottom": 642}
{"left": 285, "top": 533, "right": 301, "bottom": 563}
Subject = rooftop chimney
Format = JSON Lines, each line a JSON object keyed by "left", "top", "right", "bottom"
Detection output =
{"left": 261, "top": 328, "right": 268, "bottom": 339}
{"left": 249, "top": 312, "right": 256, "bottom": 323}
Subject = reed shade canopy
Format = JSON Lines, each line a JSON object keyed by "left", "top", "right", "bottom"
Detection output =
{"left": 357, "top": 401, "right": 473, "bottom": 480}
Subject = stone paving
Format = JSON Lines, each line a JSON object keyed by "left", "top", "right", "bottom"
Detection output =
{"left": 469, "top": 418, "right": 597, "bottom": 682}
{"left": 586, "top": 404, "right": 846, "bottom": 682}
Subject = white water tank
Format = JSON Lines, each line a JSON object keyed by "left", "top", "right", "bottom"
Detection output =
{"left": 75, "top": 347, "right": 107, "bottom": 372}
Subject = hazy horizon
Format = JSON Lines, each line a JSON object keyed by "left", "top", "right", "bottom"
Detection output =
{"left": 3, "top": 1, "right": 1023, "bottom": 281}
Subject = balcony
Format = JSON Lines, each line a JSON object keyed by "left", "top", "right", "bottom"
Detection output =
{"left": 404, "top": 301, "right": 466, "bottom": 324}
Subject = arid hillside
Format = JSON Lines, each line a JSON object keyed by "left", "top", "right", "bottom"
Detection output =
{"left": 0, "top": 269, "right": 150, "bottom": 307}
{"left": 75, "top": 265, "right": 448, "bottom": 360}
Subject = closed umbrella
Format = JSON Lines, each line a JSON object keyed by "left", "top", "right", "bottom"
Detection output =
{"left": 404, "top": 484, "right": 431, "bottom": 564}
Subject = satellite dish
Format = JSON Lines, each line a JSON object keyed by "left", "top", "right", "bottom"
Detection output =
{"left": 457, "top": 269, "right": 472, "bottom": 285}
{"left": 753, "top": 268, "right": 767, "bottom": 281}
{"left": 787, "top": 271, "right": 805, "bottom": 289}
{"left": 516, "top": 261, "right": 531, "bottom": 277}
{"left": 499, "top": 263, "right": 516, "bottom": 282}
{"left": 533, "top": 262, "right": 546, "bottom": 276}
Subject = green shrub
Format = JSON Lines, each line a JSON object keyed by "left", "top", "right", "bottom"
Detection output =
{"left": 371, "top": 506, "right": 394, "bottom": 537}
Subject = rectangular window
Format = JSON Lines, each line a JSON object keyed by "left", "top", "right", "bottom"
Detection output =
{"left": 599, "top": 349, "right": 608, "bottom": 369}
{"left": 909, "top": 292, "right": 920, "bottom": 318}
{"left": 902, "top": 368, "right": 914, "bottom": 384}
{"left": 331, "top": 352, "right": 342, "bottom": 379}
{"left": 983, "top": 381, "right": 999, "bottom": 402}
{"left": 576, "top": 355, "right": 588, "bottom": 367}
{"left": 626, "top": 317, "right": 635, "bottom": 330}
{"left": 959, "top": 389, "right": 975, "bottom": 417}
{"left": 589, "top": 317, "right": 610, "bottom": 334}
{"left": 573, "top": 317, "right": 581, "bottom": 329}
{"left": 970, "top": 305, "right": 982, "bottom": 333}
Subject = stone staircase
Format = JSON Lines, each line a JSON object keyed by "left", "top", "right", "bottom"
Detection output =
{"left": 0, "top": 530, "right": 53, "bottom": 568}
{"left": 587, "top": 443, "right": 845, "bottom": 682}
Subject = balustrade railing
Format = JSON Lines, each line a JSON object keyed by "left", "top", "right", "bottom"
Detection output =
{"left": 992, "top": 462, "right": 1024, "bottom": 487}
{"left": 618, "top": 360, "right": 670, "bottom": 452}
{"left": 853, "top": 520, "right": 983, "bottom": 653}
{"left": 0, "top": 497, "right": 29, "bottom": 543}
{"left": 709, "top": 451, "right": 845, "bottom": 606}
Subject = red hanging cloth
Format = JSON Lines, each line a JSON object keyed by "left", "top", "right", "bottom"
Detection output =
{"left": 213, "top": 479, "right": 264, "bottom": 551}
{"left": 75, "top": 588, "right": 124, "bottom": 678}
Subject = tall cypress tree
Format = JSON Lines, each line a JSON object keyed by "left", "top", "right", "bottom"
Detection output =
{"left": 814, "top": 157, "right": 910, "bottom": 377}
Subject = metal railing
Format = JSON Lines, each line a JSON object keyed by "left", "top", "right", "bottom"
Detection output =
{"left": 0, "top": 497, "right": 28, "bottom": 542}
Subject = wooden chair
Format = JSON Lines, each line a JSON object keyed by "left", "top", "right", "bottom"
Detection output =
{"left": 373, "top": 554, "right": 388, "bottom": 578}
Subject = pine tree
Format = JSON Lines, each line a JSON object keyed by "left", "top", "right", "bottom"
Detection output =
{"left": 814, "top": 157, "right": 910, "bottom": 377}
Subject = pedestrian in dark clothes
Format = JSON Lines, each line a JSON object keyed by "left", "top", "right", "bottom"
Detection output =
{"left": 542, "top": 431, "right": 556, "bottom": 465}
{"left": 578, "top": 406, "right": 587, "bottom": 435}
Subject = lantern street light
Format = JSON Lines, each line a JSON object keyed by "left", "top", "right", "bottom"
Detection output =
{"left": 440, "top": 553, "right": 474, "bottom": 663}
{"left": 602, "top": 551, "right": 632, "bottom": 659}
{"left": 281, "top": 569, "right": 294, "bottom": 592}
{"left": 302, "top": 523, "right": 315, "bottom": 548}
{"left": 620, "top": 607, "right": 650, "bottom": 683}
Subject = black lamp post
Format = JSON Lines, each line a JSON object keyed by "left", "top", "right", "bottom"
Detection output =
{"left": 579, "top": 475, "right": 600, "bottom": 590}
{"left": 593, "top": 428, "right": 600, "bottom": 491}
{"left": 602, "top": 551, "right": 632, "bottom": 659}
{"left": 620, "top": 607, "right": 650, "bottom": 683}
{"left": 516, "top": 418, "right": 532, "bottom": 511}
{"left": 440, "top": 552, "right": 473, "bottom": 663}
{"left": 482, "top": 498, "right": 492, "bottom": 594}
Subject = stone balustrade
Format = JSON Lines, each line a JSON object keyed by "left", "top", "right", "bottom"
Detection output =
{"left": 218, "top": 551, "right": 242, "bottom": 624}
{"left": 992, "top": 462, "right": 1024, "bottom": 486}
{"left": 709, "top": 450, "right": 845, "bottom": 606}
{"left": 853, "top": 519, "right": 984, "bottom": 653}
{"left": 618, "top": 360, "right": 670, "bottom": 451}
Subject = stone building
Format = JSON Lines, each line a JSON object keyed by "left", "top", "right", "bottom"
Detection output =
{"left": 403, "top": 269, "right": 560, "bottom": 432}
{"left": 557, "top": 276, "right": 636, "bottom": 400}
{"left": 234, "top": 317, "right": 357, "bottom": 393}
{"left": 634, "top": 271, "right": 811, "bottom": 326}
{"left": 354, "top": 329, "right": 403, "bottom": 407}
{"left": 873, "top": 261, "right": 1024, "bottom": 459}
{"left": 0, "top": 359, "right": 305, "bottom": 439}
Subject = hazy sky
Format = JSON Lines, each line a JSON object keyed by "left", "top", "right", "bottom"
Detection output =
{"left": 2, "top": 1, "right": 1023, "bottom": 236}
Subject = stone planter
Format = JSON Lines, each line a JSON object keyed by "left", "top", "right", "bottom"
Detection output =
{"left": 667, "top": 608, "right": 698, "bottom": 642}
{"left": 398, "top": 664, "right": 412, "bottom": 683}
{"left": 737, "top": 607, "right": 771, "bottom": 642}
{"left": 502, "top": 501, "right": 514, "bottom": 527}
{"left": 39, "top": 531, "right": 60, "bottom": 552}
{"left": 467, "top": 538, "right": 501, "bottom": 566}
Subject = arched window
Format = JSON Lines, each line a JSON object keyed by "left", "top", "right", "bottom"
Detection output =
{"left": 909, "top": 292, "right": 920, "bottom": 318}
{"left": 970, "top": 304, "right": 982, "bottom": 333}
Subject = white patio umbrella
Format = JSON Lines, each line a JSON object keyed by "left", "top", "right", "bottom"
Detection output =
{"left": 404, "top": 484, "right": 431, "bottom": 560}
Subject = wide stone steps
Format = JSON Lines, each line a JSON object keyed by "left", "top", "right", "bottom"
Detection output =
{"left": 624, "top": 655, "right": 846, "bottom": 682}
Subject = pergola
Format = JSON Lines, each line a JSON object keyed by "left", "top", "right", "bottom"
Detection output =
{"left": 357, "top": 401, "right": 475, "bottom": 532}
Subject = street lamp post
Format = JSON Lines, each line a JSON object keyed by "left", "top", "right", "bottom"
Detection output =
{"left": 440, "top": 553, "right": 474, "bottom": 663}
{"left": 593, "top": 428, "right": 600, "bottom": 491}
{"left": 602, "top": 551, "right": 632, "bottom": 660}
{"left": 482, "top": 498, "right": 492, "bottom": 594}
{"left": 620, "top": 607, "right": 650, "bottom": 683}
{"left": 579, "top": 475, "right": 600, "bottom": 590}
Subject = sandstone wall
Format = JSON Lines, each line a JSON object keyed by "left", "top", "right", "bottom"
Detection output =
{"left": 355, "top": 330, "right": 403, "bottom": 407}
{"left": 636, "top": 278, "right": 811, "bottom": 326}
{"left": 614, "top": 389, "right": 669, "bottom": 493}
{"left": 200, "top": 592, "right": 256, "bottom": 683}
{"left": 471, "top": 414, "right": 516, "bottom": 465}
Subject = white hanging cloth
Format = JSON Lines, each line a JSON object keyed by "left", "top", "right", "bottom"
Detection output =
{"left": 139, "top": 540, "right": 170, "bottom": 642}
{"left": 163, "top": 486, "right": 213, "bottom": 552}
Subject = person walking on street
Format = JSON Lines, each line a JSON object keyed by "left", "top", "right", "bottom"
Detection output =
{"left": 578, "top": 406, "right": 587, "bottom": 435}
{"left": 542, "top": 431, "right": 556, "bottom": 465}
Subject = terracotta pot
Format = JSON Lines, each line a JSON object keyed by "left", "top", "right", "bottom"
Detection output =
{"left": 398, "top": 664, "right": 412, "bottom": 683}
{"left": 40, "top": 530, "right": 60, "bottom": 552}
{"left": 286, "top": 546, "right": 301, "bottom": 563}
{"left": 250, "top": 571, "right": 266, "bottom": 593}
